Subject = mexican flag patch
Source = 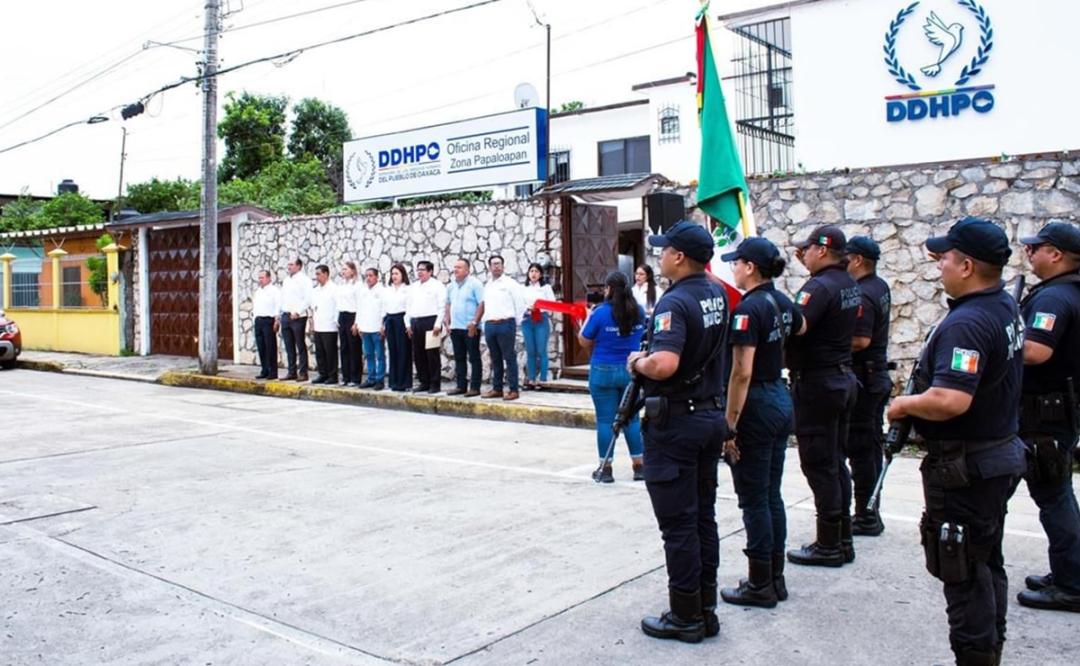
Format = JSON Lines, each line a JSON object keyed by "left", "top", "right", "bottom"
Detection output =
{"left": 654, "top": 312, "right": 672, "bottom": 333}
{"left": 1032, "top": 312, "right": 1056, "bottom": 331}
{"left": 950, "top": 348, "right": 980, "bottom": 374}
{"left": 733, "top": 314, "right": 750, "bottom": 331}
{"left": 796, "top": 291, "right": 812, "bottom": 306}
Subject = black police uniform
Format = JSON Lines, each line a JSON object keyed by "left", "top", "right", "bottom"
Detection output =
{"left": 910, "top": 283, "right": 1026, "bottom": 661}
{"left": 1016, "top": 267, "right": 1080, "bottom": 607}
{"left": 641, "top": 272, "right": 729, "bottom": 636}
{"left": 786, "top": 263, "right": 860, "bottom": 566}
{"left": 848, "top": 272, "right": 893, "bottom": 534}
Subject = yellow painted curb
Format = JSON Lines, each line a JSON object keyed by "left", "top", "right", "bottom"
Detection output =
{"left": 15, "top": 359, "right": 65, "bottom": 373}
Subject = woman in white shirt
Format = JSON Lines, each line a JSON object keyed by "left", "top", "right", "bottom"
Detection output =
{"left": 632, "top": 264, "right": 663, "bottom": 315}
{"left": 383, "top": 263, "right": 413, "bottom": 391}
{"left": 521, "top": 262, "right": 556, "bottom": 389}
{"left": 337, "top": 261, "right": 361, "bottom": 387}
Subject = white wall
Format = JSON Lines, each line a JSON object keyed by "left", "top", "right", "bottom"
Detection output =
{"left": 646, "top": 81, "right": 702, "bottom": 184}
{"left": 749, "top": 0, "right": 1080, "bottom": 170}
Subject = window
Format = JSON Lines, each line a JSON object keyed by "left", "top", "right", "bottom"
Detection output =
{"left": 62, "top": 266, "right": 82, "bottom": 307}
{"left": 11, "top": 272, "right": 39, "bottom": 307}
{"left": 548, "top": 150, "right": 570, "bottom": 183}
{"left": 658, "top": 105, "right": 681, "bottom": 144}
{"left": 515, "top": 183, "right": 536, "bottom": 199}
{"left": 730, "top": 17, "right": 794, "bottom": 175}
{"left": 598, "top": 136, "right": 651, "bottom": 176}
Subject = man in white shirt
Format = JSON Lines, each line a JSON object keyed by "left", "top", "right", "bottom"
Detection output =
{"left": 478, "top": 254, "right": 527, "bottom": 401}
{"left": 405, "top": 260, "right": 447, "bottom": 393}
{"left": 252, "top": 269, "right": 281, "bottom": 380}
{"left": 309, "top": 264, "right": 339, "bottom": 384}
{"left": 354, "top": 267, "right": 387, "bottom": 390}
{"left": 280, "top": 258, "right": 314, "bottom": 381}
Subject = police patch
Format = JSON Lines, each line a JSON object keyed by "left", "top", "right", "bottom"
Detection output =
{"left": 950, "top": 348, "right": 980, "bottom": 374}
{"left": 1032, "top": 312, "right": 1056, "bottom": 331}
{"left": 654, "top": 312, "right": 672, "bottom": 333}
{"left": 733, "top": 314, "right": 750, "bottom": 331}
{"left": 796, "top": 291, "right": 812, "bottom": 306}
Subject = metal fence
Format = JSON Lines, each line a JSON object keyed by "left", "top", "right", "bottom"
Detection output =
{"left": 2, "top": 244, "right": 109, "bottom": 309}
{"left": 728, "top": 17, "right": 795, "bottom": 175}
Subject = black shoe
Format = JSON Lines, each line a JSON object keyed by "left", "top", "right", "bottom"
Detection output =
{"left": 373, "top": 382, "right": 385, "bottom": 391}
{"left": 1017, "top": 585, "right": 1080, "bottom": 613}
{"left": 700, "top": 583, "right": 720, "bottom": 638}
{"left": 632, "top": 463, "right": 645, "bottom": 481}
{"left": 641, "top": 588, "right": 706, "bottom": 643}
{"left": 283, "top": 374, "right": 298, "bottom": 381}
{"left": 428, "top": 387, "right": 441, "bottom": 394}
{"left": 840, "top": 515, "right": 855, "bottom": 564}
{"left": 788, "top": 518, "right": 845, "bottom": 567}
{"left": 954, "top": 648, "right": 998, "bottom": 666}
{"left": 255, "top": 373, "right": 269, "bottom": 380}
{"left": 772, "top": 552, "right": 788, "bottom": 601}
{"left": 411, "top": 386, "right": 429, "bottom": 393}
{"left": 1025, "top": 573, "right": 1053, "bottom": 591}
{"left": 852, "top": 510, "right": 885, "bottom": 537}
{"left": 591, "top": 465, "right": 614, "bottom": 484}
{"left": 310, "top": 376, "right": 327, "bottom": 384}
{"left": 721, "top": 557, "right": 778, "bottom": 608}
{"left": 358, "top": 381, "right": 374, "bottom": 388}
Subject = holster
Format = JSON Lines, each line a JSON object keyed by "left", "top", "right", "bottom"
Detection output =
{"left": 1020, "top": 393, "right": 1075, "bottom": 431}
{"left": 919, "top": 513, "right": 972, "bottom": 584}
{"left": 1023, "top": 435, "right": 1071, "bottom": 485}
{"left": 643, "top": 396, "right": 669, "bottom": 429}
{"left": 922, "top": 440, "right": 970, "bottom": 490}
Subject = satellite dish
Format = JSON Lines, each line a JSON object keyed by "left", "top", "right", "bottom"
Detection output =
{"left": 514, "top": 83, "right": 540, "bottom": 109}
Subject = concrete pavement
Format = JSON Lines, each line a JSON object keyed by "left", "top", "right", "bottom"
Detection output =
{"left": 0, "top": 368, "right": 1076, "bottom": 665}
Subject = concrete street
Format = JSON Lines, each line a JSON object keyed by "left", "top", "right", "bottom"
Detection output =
{"left": 1, "top": 369, "right": 1075, "bottom": 665}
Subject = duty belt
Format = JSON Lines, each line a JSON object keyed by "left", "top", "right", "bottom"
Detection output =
{"left": 1020, "top": 391, "right": 1080, "bottom": 430}
{"left": 922, "top": 435, "right": 1016, "bottom": 458}
{"left": 789, "top": 364, "right": 853, "bottom": 382}
{"left": 666, "top": 396, "right": 723, "bottom": 417}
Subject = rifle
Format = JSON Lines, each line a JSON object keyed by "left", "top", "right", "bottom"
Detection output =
{"left": 593, "top": 320, "right": 651, "bottom": 483}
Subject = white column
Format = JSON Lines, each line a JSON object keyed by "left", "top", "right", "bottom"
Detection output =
{"left": 138, "top": 227, "right": 150, "bottom": 355}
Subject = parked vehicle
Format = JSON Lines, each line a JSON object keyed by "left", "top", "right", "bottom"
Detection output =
{"left": 0, "top": 310, "right": 21, "bottom": 369}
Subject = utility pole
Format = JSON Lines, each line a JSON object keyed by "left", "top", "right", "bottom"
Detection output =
{"left": 113, "top": 127, "right": 128, "bottom": 222}
{"left": 199, "top": 0, "right": 220, "bottom": 375}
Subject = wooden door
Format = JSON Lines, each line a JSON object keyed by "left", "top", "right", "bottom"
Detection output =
{"left": 562, "top": 201, "right": 618, "bottom": 366}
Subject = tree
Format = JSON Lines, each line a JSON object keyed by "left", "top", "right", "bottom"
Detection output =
{"left": 218, "top": 92, "right": 289, "bottom": 181}
{"left": 555, "top": 101, "right": 585, "bottom": 114}
{"left": 288, "top": 98, "right": 352, "bottom": 202}
{"left": 85, "top": 233, "right": 114, "bottom": 307}
{"left": 124, "top": 177, "right": 200, "bottom": 214}
{"left": 0, "top": 192, "right": 43, "bottom": 232}
{"left": 218, "top": 157, "right": 336, "bottom": 216}
{"left": 1, "top": 192, "right": 104, "bottom": 232}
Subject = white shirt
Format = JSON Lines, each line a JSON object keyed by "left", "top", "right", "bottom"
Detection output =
{"left": 384, "top": 283, "right": 409, "bottom": 314}
{"left": 252, "top": 284, "right": 281, "bottom": 318}
{"left": 356, "top": 282, "right": 387, "bottom": 333}
{"left": 523, "top": 282, "right": 555, "bottom": 310}
{"left": 311, "top": 282, "right": 338, "bottom": 332}
{"left": 281, "top": 271, "right": 313, "bottom": 315}
{"left": 335, "top": 279, "right": 358, "bottom": 313}
{"left": 483, "top": 275, "right": 527, "bottom": 322}
{"left": 632, "top": 283, "right": 663, "bottom": 312}
{"left": 406, "top": 277, "right": 447, "bottom": 328}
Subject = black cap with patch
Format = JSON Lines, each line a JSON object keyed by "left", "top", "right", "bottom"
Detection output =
{"left": 794, "top": 225, "right": 847, "bottom": 252}
{"left": 925, "top": 216, "right": 1011, "bottom": 267}
{"left": 1019, "top": 221, "right": 1080, "bottom": 254}
{"left": 648, "top": 220, "right": 715, "bottom": 264}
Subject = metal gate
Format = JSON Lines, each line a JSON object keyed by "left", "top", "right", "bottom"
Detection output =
{"left": 561, "top": 200, "right": 618, "bottom": 367}
{"left": 147, "top": 224, "right": 232, "bottom": 358}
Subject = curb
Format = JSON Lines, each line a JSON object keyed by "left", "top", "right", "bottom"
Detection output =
{"left": 159, "top": 371, "right": 596, "bottom": 430}
{"left": 16, "top": 359, "right": 65, "bottom": 373}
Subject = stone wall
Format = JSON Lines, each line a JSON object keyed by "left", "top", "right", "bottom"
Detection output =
{"left": 235, "top": 199, "right": 564, "bottom": 381}
{"left": 748, "top": 153, "right": 1079, "bottom": 366}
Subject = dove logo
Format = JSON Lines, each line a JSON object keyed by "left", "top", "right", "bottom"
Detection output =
{"left": 882, "top": 0, "right": 996, "bottom": 124}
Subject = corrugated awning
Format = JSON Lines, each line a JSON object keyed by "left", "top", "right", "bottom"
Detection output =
{"left": 532, "top": 173, "right": 672, "bottom": 202}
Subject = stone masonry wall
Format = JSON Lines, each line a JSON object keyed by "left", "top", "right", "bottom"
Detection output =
{"left": 748, "top": 152, "right": 1080, "bottom": 367}
{"left": 235, "top": 199, "right": 564, "bottom": 382}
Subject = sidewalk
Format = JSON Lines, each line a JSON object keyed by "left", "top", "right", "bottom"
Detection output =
{"left": 16, "top": 350, "right": 596, "bottom": 429}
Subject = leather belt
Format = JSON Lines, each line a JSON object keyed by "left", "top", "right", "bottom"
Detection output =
{"left": 667, "top": 396, "right": 723, "bottom": 417}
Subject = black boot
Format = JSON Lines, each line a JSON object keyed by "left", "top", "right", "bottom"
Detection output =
{"left": 852, "top": 508, "right": 885, "bottom": 536}
{"left": 1025, "top": 573, "right": 1053, "bottom": 591}
{"left": 700, "top": 582, "right": 720, "bottom": 638}
{"left": 1016, "top": 585, "right": 1080, "bottom": 612}
{"left": 641, "top": 588, "right": 706, "bottom": 643}
{"left": 992, "top": 642, "right": 1003, "bottom": 666}
{"left": 772, "top": 551, "right": 788, "bottom": 601}
{"left": 787, "top": 518, "right": 845, "bottom": 567}
{"left": 721, "top": 557, "right": 778, "bottom": 608}
{"left": 954, "top": 648, "right": 997, "bottom": 665}
{"left": 840, "top": 515, "right": 855, "bottom": 564}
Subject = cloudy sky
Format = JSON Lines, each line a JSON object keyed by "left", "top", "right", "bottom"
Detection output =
{"left": 0, "top": 0, "right": 774, "bottom": 201}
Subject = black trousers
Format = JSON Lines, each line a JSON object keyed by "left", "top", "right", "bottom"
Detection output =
{"left": 385, "top": 313, "right": 412, "bottom": 390}
{"left": 846, "top": 369, "right": 892, "bottom": 513}
{"left": 254, "top": 316, "right": 278, "bottom": 378}
{"left": 313, "top": 331, "right": 338, "bottom": 381}
{"left": 280, "top": 314, "right": 309, "bottom": 375}
{"left": 410, "top": 315, "right": 440, "bottom": 390}
{"left": 338, "top": 311, "right": 360, "bottom": 383}
{"left": 643, "top": 411, "right": 727, "bottom": 593}
{"left": 450, "top": 328, "right": 482, "bottom": 391}
{"left": 792, "top": 370, "right": 858, "bottom": 522}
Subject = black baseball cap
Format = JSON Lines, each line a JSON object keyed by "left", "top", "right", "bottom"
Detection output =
{"left": 925, "top": 216, "right": 1011, "bottom": 267}
{"left": 720, "top": 236, "right": 780, "bottom": 266}
{"left": 846, "top": 236, "right": 881, "bottom": 261}
{"left": 648, "top": 220, "right": 715, "bottom": 263}
{"left": 1019, "top": 222, "right": 1080, "bottom": 254}
{"left": 794, "top": 225, "right": 847, "bottom": 252}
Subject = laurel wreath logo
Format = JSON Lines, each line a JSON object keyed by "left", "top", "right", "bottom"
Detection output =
{"left": 346, "top": 150, "right": 376, "bottom": 191}
{"left": 883, "top": 0, "right": 994, "bottom": 91}
{"left": 884, "top": 2, "right": 922, "bottom": 91}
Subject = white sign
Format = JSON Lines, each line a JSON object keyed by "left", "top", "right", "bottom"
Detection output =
{"left": 343, "top": 108, "right": 548, "bottom": 202}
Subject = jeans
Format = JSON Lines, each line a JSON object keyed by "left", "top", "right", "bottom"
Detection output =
{"left": 484, "top": 320, "right": 518, "bottom": 392}
{"left": 588, "top": 362, "right": 643, "bottom": 460}
{"left": 730, "top": 379, "right": 793, "bottom": 559}
{"left": 521, "top": 314, "right": 551, "bottom": 382}
{"left": 450, "top": 328, "right": 482, "bottom": 391}
{"left": 361, "top": 332, "right": 386, "bottom": 384}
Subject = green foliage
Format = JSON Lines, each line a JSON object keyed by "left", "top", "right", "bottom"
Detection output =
{"left": 218, "top": 91, "right": 289, "bottom": 181}
{"left": 555, "top": 101, "right": 585, "bottom": 114}
{"left": 1, "top": 192, "right": 104, "bottom": 232}
{"left": 326, "top": 202, "right": 392, "bottom": 214}
{"left": 218, "top": 158, "right": 336, "bottom": 215}
{"left": 0, "top": 192, "right": 43, "bottom": 232}
{"left": 85, "top": 232, "right": 114, "bottom": 306}
{"left": 124, "top": 177, "right": 200, "bottom": 214}
{"left": 289, "top": 98, "right": 352, "bottom": 202}
{"left": 397, "top": 191, "right": 493, "bottom": 207}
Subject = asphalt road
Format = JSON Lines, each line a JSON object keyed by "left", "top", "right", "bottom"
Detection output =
{"left": 0, "top": 369, "right": 1075, "bottom": 665}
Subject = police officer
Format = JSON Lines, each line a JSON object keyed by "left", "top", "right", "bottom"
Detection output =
{"left": 845, "top": 236, "right": 893, "bottom": 536}
{"left": 626, "top": 221, "right": 729, "bottom": 643}
{"left": 1015, "top": 222, "right": 1080, "bottom": 613}
{"left": 786, "top": 225, "right": 861, "bottom": 568}
{"left": 886, "top": 217, "right": 1026, "bottom": 665}
{"left": 717, "top": 237, "right": 802, "bottom": 608}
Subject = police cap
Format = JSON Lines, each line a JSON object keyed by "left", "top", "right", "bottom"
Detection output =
{"left": 794, "top": 225, "right": 847, "bottom": 252}
{"left": 846, "top": 236, "right": 881, "bottom": 261}
{"left": 1018, "top": 221, "right": 1080, "bottom": 254}
{"left": 720, "top": 236, "right": 779, "bottom": 266}
{"left": 648, "top": 220, "right": 715, "bottom": 263}
{"left": 925, "top": 216, "right": 1011, "bottom": 267}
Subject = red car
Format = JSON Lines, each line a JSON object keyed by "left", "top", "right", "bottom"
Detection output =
{"left": 0, "top": 310, "right": 20, "bottom": 369}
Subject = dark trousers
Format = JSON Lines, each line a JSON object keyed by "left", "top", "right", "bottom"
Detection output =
{"left": 313, "top": 331, "right": 338, "bottom": 382}
{"left": 280, "top": 314, "right": 309, "bottom": 376}
{"left": 337, "top": 312, "right": 360, "bottom": 383}
{"left": 385, "top": 313, "right": 412, "bottom": 390}
{"left": 846, "top": 370, "right": 892, "bottom": 513}
{"left": 410, "top": 315, "right": 440, "bottom": 390}
{"left": 450, "top": 328, "right": 482, "bottom": 391}
{"left": 792, "top": 371, "right": 858, "bottom": 522}
{"left": 484, "top": 320, "right": 518, "bottom": 392}
{"left": 731, "top": 380, "right": 793, "bottom": 559}
{"left": 254, "top": 316, "right": 278, "bottom": 378}
{"left": 644, "top": 411, "right": 727, "bottom": 593}
{"left": 922, "top": 465, "right": 1014, "bottom": 655}
{"left": 1017, "top": 424, "right": 1080, "bottom": 594}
